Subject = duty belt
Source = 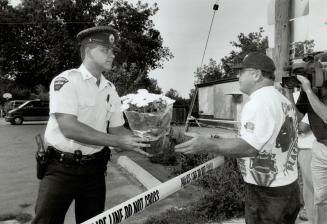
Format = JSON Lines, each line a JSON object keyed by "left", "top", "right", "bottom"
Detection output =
{"left": 47, "top": 146, "right": 105, "bottom": 165}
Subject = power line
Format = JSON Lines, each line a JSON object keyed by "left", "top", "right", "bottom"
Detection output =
{"left": 184, "top": 1, "right": 220, "bottom": 132}
{"left": 199, "top": 0, "right": 219, "bottom": 68}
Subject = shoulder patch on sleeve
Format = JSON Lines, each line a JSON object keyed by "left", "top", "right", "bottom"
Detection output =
{"left": 54, "top": 77, "right": 69, "bottom": 91}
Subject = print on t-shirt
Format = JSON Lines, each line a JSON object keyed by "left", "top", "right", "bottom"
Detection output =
{"left": 249, "top": 152, "right": 278, "bottom": 186}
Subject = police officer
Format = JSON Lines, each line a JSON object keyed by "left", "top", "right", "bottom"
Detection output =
{"left": 32, "top": 26, "right": 149, "bottom": 224}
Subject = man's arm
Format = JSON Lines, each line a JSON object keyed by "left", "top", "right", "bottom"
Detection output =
{"left": 207, "top": 137, "right": 258, "bottom": 157}
{"left": 283, "top": 88, "right": 305, "bottom": 122}
{"left": 175, "top": 133, "right": 258, "bottom": 158}
{"left": 55, "top": 113, "right": 149, "bottom": 151}
{"left": 304, "top": 89, "right": 327, "bottom": 123}
{"left": 297, "top": 75, "right": 327, "bottom": 123}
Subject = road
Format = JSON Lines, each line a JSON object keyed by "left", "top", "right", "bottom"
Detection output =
{"left": 0, "top": 118, "right": 146, "bottom": 223}
{"left": 0, "top": 120, "right": 308, "bottom": 224}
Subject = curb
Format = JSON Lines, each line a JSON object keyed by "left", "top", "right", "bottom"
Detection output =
{"left": 117, "top": 156, "right": 162, "bottom": 189}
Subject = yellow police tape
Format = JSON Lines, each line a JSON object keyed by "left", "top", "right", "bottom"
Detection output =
{"left": 82, "top": 156, "right": 224, "bottom": 224}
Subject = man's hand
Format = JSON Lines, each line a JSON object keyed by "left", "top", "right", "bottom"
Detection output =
{"left": 175, "top": 132, "right": 208, "bottom": 154}
{"left": 297, "top": 75, "right": 312, "bottom": 93}
{"left": 116, "top": 135, "right": 150, "bottom": 151}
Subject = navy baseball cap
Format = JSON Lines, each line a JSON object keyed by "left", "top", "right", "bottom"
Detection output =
{"left": 77, "top": 26, "right": 119, "bottom": 50}
{"left": 232, "top": 52, "right": 276, "bottom": 73}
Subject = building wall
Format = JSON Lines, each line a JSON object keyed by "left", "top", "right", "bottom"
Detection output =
{"left": 198, "top": 80, "right": 248, "bottom": 121}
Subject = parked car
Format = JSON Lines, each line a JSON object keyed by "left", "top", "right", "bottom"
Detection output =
{"left": 2, "top": 100, "right": 28, "bottom": 117}
{"left": 5, "top": 100, "right": 49, "bottom": 125}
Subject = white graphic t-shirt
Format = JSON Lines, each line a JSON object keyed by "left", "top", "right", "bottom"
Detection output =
{"left": 238, "top": 86, "right": 298, "bottom": 187}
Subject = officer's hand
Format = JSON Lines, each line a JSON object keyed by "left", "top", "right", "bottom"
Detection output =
{"left": 117, "top": 135, "right": 150, "bottom": 151}
{"left": 297, "top": 75, "right": 312, "bottom": 93}
{"left": 175, "top": 132, "right": 207, "bottom": 154}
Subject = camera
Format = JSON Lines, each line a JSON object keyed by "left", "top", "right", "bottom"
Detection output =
{"left": 282, "top": 51, "right": 327, "bottom": 89}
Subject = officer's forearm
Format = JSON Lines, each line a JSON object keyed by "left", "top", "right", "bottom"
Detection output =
{"left": 306, "top": 89, "right": 327, "bottom": 123}
{"left": 55, "top": 113, "right": 120, "bottom": 147}
{"left": 109, "top": 126, "right": 132, "bottom": 136}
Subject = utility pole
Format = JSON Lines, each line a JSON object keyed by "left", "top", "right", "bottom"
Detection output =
{"left": 273, "top": 0, "right": 291, "bottom": 83}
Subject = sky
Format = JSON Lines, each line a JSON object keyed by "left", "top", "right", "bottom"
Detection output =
{"left": 8, "top": 0, "right": 327, "bottom": 98}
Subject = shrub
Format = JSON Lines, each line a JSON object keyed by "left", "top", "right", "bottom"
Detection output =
{"left": 147, "top": 126, "right": 245, "bottom": 223}
{"left": 194, "top": 158, "right": 245, "bottom": 221}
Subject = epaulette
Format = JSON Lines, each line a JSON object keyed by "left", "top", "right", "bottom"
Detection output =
{"left": 66, "top": 69, "right": 82, "bottom": 77}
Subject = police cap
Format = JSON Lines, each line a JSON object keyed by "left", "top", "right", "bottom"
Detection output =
{"left": 76, "top": 26, "right": 119, "bottom": 49}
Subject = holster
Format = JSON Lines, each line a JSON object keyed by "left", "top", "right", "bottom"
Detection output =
{"left": 35, "top": 134, "right": 49, "bottom": 180}
{"left": 102, "top": 146, "right": 111, "bottom": 175}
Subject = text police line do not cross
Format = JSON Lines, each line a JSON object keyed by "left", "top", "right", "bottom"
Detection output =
{"left": 82, "top": 156, "right": 224, "bottom": 224}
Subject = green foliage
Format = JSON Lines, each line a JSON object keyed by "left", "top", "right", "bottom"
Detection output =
{"left": 147, "top": 157, "right": 245, "bottom": 223}
{"left": 194, "top": 58, "right": 224, "bottom": 84}
{"left": 293, "top": 40, "right": 315, "bottom": 59}
{"left": 0, "top": 0, "right": 172, "bottom": 95}
{"left": 10, "top": 87, "right": 31, "bottom": 100}
{"left": 194, "top": 28, "right": 268, "bottom": 84}
{"left": 30, "top": 84, "right": 49, "bottom": 100}
{"left": 195, "top": 158, "right": 245, "bottom": 221}
{"left": 221, "top": 27, "right": 268, "bottom": 77}
{"left": 105, "top": 63, "right": 162, "bottom": 96}
{"left": 106, "top": 0, "right": 173, "bottom": 71}
{"left": 148, "top": 127, "right": 245, "bottom": 223}
{"left": 165, "top": 88, "right": 190, "bottom": 106}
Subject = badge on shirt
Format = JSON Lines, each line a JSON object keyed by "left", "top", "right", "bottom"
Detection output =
{"left": 244, "top": 122, "right": 255, "bottom": 132}
{"left": 54, "top": 77, "right": 69, "bottom": 91}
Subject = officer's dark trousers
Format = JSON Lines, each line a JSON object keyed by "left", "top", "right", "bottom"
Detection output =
{"left": 245, "top": 181, "right": 301, "bottom": 224}
{"left": 32, "top": 159, "right": 106, "bottom": 224}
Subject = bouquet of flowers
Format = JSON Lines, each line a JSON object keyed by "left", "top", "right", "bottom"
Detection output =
{"left": 121, "top": 89, "right": 175, "bottom": 155}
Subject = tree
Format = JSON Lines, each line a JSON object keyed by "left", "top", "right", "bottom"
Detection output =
{"left": 104, "top": 0, "right": 173, "bottom": 95}
{"left": 106, "top": 62, "right": 162, "bottom": 96}
{"left": 293, "top": 40, "right": 315, "bottom": 59}
{"left": 0, "top": 0, "right": 172, "bottom": 96}
{"left": 194, "top": 58, "right": 224, "bottom": 84}
{"left": 165, "top": 88, "right": 190, "bottom": 106}
{"left": 193, "top": 28, "right": 268, "bottom": 84}
{"left": 221, "top": 27, "right": 268, "bottom": 77}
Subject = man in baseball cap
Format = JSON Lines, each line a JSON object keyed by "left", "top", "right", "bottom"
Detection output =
{"left": 176, "top": 52, "right": 301, "bottom": 223}
{"left": 232, "top": 52, "right": 276, "bottom": 94}
{"left": 232, "top": 51, "right": 276, "bottom": 73}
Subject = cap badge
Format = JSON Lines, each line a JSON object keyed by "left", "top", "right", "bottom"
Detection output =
{"left": 109, "top": 34, "right": 115, "bottom": 44}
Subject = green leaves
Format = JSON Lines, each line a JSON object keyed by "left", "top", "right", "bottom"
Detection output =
{"left": 1, "top": 0, "right": 172, "bottom": 98}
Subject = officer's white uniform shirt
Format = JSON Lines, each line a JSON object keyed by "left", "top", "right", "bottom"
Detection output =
{"left": 237, "top": 86, "right": 298, "bottom": 187}
{"left": 45, "top": 64, "right": 124, "bottom": 155}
